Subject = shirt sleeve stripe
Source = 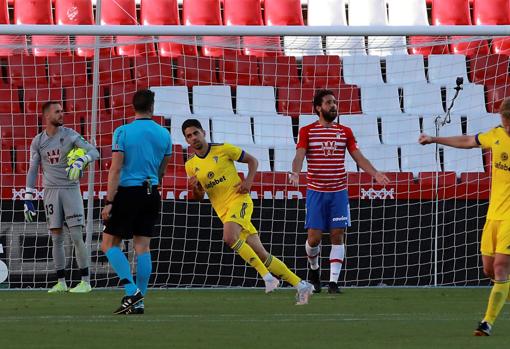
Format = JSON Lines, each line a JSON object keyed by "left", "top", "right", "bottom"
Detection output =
{"left": 238, "top": 150, "right": 245, "bottom": 162}
{"left": 112, "top": 149, "right": 124, "bottom": 153}
{"left": 474, "top": 133, "right": 481, "bottom": 145}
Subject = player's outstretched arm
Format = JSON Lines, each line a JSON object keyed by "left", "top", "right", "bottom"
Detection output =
{"left": 418, "top": 133, "right": 479, "bottom": 149}
{"left": 350, "top": 149, "right": 390, "bottom": 185}
{"left": 236, "top": 152, "right": 258, "bottom": 194}
{"left": 289, "top": 148, "right": 306, "bottom": 186}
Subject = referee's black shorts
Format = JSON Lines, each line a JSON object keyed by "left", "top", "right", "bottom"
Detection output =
{"left": 103, "top": 185, "right": 161, "bottom": 239}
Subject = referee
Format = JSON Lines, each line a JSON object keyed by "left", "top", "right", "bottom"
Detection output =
{"left": 101, "top": 89, "right": 172, "bottom": 315}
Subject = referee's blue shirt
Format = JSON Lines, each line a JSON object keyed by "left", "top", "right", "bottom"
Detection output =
{"left": 112, "top": 118, "right": 172, "bottom": 187}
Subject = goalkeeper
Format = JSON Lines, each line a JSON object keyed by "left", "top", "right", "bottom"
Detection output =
{"left": 24, "top": 101, "right": 99, "bottom": 293}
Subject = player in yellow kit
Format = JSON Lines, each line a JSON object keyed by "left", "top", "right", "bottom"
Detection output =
{"left": 182, "top": 119, "right": 314, "bottom": 305}
{"left": 419, "top": 98, "right": 510, "bottom": 336}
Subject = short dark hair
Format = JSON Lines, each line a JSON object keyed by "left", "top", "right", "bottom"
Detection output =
{"left": 499, "top": 97, "right": 510, "bottom": 120}
{"left": 181, "top": 119, "right": 204, "bottom": 135}
{"left": 42, "top": 101, "right": 60, "bottom": 115}
{"left": 132, "top": 89, "right": 155, "bottom": 113}
{"left": 313, "top": 89, "right": 335, "bottom": 116}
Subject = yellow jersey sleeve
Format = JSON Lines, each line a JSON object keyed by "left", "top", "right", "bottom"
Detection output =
{"left": 476, "top": 128, "right": 497, "bottom": 149}
{"left": 222, "top": 143, "right": 244, "bottom": 162}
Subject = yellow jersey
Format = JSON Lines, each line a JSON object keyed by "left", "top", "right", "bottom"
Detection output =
{"left": 476, "top": 126, "right": 510, "bottom": 220}
{"left": 185, "top": 143, "right": 252, "bottom": 220}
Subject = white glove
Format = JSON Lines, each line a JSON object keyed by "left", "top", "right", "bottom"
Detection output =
{"left": 24, "top": 191, "right": 36, "bottom": 222}
{"left": 66, "top": 155, "right": 90, "bottom": 181}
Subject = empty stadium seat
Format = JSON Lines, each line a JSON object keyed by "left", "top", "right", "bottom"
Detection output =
{"left": 380, "top": 115, "right": 421, "bottom": 145}
{"left": 140, "top": 0, "right": 197, "bottom": 57}
{"left": 485, "top": 84, "right": 510, "bottom": 112}
{"left": 0, "top": 0, "right": 26, "bottom": 56}
{"left": 65, "top": 85, "right": 107, "bottom": 119}
{"left": 422, "top": 115, "right": 463, "bottom": 137}
{"left": 385, "top": 55, "right": 427, "bottom": 85}
{"left": 193, "top": 85, "right": 235, "bottom": 117}
{"left": 48, "top": 56, "right": 88, "bottom": 88}
{"left": 133, "top": 56, "right": 173, "bottom": 89}
{"left": 109, "top": 83, "right": 136, "bottom": 118}
{"left": 466, "top": 114, "right": 501, "bottom": 134}
{"left": 427, "top": 54, "right": 469, "bottom": 87}
{"left": 236, "top": 86, "right": 278, "bottom": 117}
{"left": 273, "top": 145, "right": 307, "bottom": 172}
{"left": 432, "top": 0, "right": 472, "bottom": 25}
{"left": 473, "top": 0, "right": 510, "bottom": 25}
{"left": 219, "top": 55, "right": 260, "bottom": 86}
{"left": 338, "top": 84, "right": 363, "bottom": 115}
{"left": 0, "top": 147, "right": 12, "bottom": 174}
{"left": 358, "top": 144, "right": 400, "bottom": 172}
{"left": 361, "top": 85, "right": 403, "bottom": 115}
{"left": 258, "top": 56, "right": 300, "bottom": 87}
{"left": 211, "top": 116, "right": 254, "bottom": 144}
{"left": 301, "top": 55, "right": 341, "bottom": 89}
{"left": 183, "top": 0, "right": 240, "bottom": 57}
{"left": 99, "top": 56, "right": 132, "bottom": 85}
{"left": 400, "top": 144, "right": 439, "bottom": 176}
{"left": 387, "top": 0, "right": 429, "bottom": 26}
{"left": 443, "top": 147, "right": 485, "bottom": 174}
{"left": 278, "top": 85, "right": 314, "bottom": 117}
{"left": 15, "top": 0, "right": 71, "bottom": 56}
{"left": 446, "top": 84, "right": 488, "bottom": 115}
{"left": 0, "top": 81, "right": 21, "bottom": 113}
{"left": 339, "top": 115, "right": 381, "bottom": 145}
{"left": 223, "top": 0, "right": 282, "bottom": 57}
{"left": 253, "top": 115, "right": 294, "bottom": 146}
{"left": 235, "top": 145, "right": 271, "bottom": 173}
{"left": 8, "top": 55, "right": 48, "bottom": 87}
{"left": 152, "top": 86, "right": 192, "bottom": 118}
{"left": 408, "top": 36, "right": 451, "bottom": 56}
{"left": 23, "top": 87, "right": 63, "bottom": 114}
{"left": 265, "top": 0, "right": 323, "bottom": 57}
{"left": 402, "top": 83, "right": 445, "bottom": 116}
{"left": 349, "top": 0, "right": 408, "bottom": 56}
{"left": 470, "top": 54, "right": 509, "bottom": 86}
{"left": 175, "top": 56, "right": 218, "bottom": 86}
{"left": 171, "top": 115, "right": 210, "bottom": 146}
{"left": 342, "top": 56, "right": 384, "bottom": 86}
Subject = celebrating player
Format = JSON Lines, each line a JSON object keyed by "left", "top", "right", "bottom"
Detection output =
{"left": 24, "top": 101, "right": 99, "bottom": 293}
{"left": 101, "top": 89, "right": 172, "bottom": 315}
{"left": 419, "top": 99, "right": 510, "bottom": 336}
{"left": 182, "top": 119, "right": 314, "bottom": 305}
{"left": 290, "top": 89, "right": 390, "bottom": 294}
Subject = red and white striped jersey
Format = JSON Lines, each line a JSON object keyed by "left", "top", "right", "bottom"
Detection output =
{"left": 297, "top": 121, "right": 358, "bottom": 192}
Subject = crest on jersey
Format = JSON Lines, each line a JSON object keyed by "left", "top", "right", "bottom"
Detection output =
{"left": 194, "top": 167, "right": 200, "bottom": 173}
{"left": 502, "top": 152, "right": 508, "bottom": 161}
{"left": 321, "top": 141, "right": 336, "bottom": 156}
{"left": 46, "top": 149, "right": 60, "bottom": 164}
{"left": 207, "top": 171, "right": 214, "bottom": 179}
{"left": 213, "top": 156, "right": 219, "bottom": 163}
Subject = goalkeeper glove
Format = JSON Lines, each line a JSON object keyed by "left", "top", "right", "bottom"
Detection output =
{"left": 66, "top": 155, "right": 90, "bottom": 181}
{"left": 24, "top": 190, "right": 36, "bottom": 222}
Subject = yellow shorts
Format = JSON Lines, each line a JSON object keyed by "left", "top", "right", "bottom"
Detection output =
{"left": 221, "top": 199, "right": 258, "bottom": 239}
{"left": 480, "top": 219, "right": 510, "bottom": 256}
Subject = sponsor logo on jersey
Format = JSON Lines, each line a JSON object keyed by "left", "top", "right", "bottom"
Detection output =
{"left": 495, "top": 161, "right": 510, "bottom": 172}
{"left": 501, "top": 152, "right": 508, "bottom": 161}
{"left": 321, "top": 141, "right": 337, "bottom": 156}
{"left": 46, "top": 149, "right": 60, "bottom": 164}
{"left": 205, "top": 175, "right": 227, "bottom": 189}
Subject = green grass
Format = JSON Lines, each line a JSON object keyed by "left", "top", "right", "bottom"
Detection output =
{"left": 0, "top": 288, "right": 508, "bottom": 349}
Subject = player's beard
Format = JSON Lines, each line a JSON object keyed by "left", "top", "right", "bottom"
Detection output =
{"left": 322, "top": 109, "right": 338, "bottom": 122}
{"left": 51, "top": 120, "right": 63, "bottom": 127}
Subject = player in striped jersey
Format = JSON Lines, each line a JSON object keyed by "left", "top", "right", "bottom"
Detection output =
{"left": 290, "top": 89, "right": 390, "bottom": 293}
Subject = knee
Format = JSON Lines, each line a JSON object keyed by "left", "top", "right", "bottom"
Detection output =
{"left": 493, "top": 265, "right": 508, "bottom": 280}
{"left": 101, "top": 240, "right": 112, "bottom": 254}
{"left": 483, "top": 266, "right": 494, "bottom": 279}
{"left": 224, "top": 234, "right": 237, "bottom": 247}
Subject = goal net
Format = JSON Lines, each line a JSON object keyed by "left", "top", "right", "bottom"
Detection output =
{"left": 0, "top": 33, "right": 503, "bottom": 289}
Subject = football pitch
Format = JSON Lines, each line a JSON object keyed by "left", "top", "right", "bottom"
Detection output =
{"left": 0, "top": 288, "right": 508, "bottom": 349}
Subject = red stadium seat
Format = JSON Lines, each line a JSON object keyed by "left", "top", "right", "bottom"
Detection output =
{"left": 175, "top": 56, "right": 218, "bottom": 86}
{"left": 278, "top": 85, "right": 314, "bottom": 117}
{"left": 473, "top": 0, "right": 510, "bottom": 25}
{"left": 109, "top": 83, "right": 136, "bottom": 118}
{"left": 0, "top": 147, "right": 12, "bottom": 174}
{"left": 338, "top": 84, "right": 362, "bottom": 115}
{"left": 99, "top": 145, "right": 112, "bottom": 171}
{"left": 0, "top": 0, "right": 26, "bottom": 56}
{"left": 95, "top": 119, "right": 123, "bottom": 147}
{"left": 133, "top": 56, "right": 173, "bottom": 89}
{"left": 98, "top": 56, "right": 132, "bottom": 85}
{"left": 182, "top": 0, "right": 240, "bottom": 57}
{"left": 101, "top": 0, "right": 156, "bottom": 57}
{"left": 408, "top": 36, "right": 450, "bottom": 55}
{"left": 432, "top": 0, "right": 472, "bottom": 25}
{"left": 7, "top": 55, "right": 48, "bottom": 87}
{"left": 14, "top": 146, "right": 29, "bottom": 174}
{"left": 264, "top": 0, "right": 304, "bottom": 25}
{"left": 259, "top": 56, "right": 299, "bottom": 87}
{"left": 449, "top": 36, "right": 489, "bottom": 56}
{"left": 65, "top": 85, "right": 107, "bottom": 119}
{"left": 470, "top": 54, "right": 509, "bottom": 86}
{"left": 485, "top": 84, "right": 510, "bottom": 112}
{"left": 15, "top": 0, "right": 71, "bottom": 56}
{"left": 140, "top": 0, "right": 198, "bottom": 57}
{"left": 301, "top": 55, "right": 341, "bottom": 89}
{"left": 0, "top": 81, "right": 21, "bottom": 113}
{"left": 492, "top": 38, "right": 510, "bottom": 55}
{"left": 23, "top": 87, "right": 63, "bottom": 114}
{"left": 223, "top": 0, "right": 282, "bottom": 57}
{"left": 48, "top": 56, "right": 88, "bottom": 88}
{"left": 219, "top": 54, "right": 260, "bottom": 86}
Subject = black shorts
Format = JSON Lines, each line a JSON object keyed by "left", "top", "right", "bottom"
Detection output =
{"left": 103, "top": 185, "right": 161, "bottom": 239}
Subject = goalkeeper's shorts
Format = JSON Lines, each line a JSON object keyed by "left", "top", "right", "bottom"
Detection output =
{"left": 103, "top": 185, "right": 161, "bottom": 239}
{"left": 43, "top": 187, "right": 85, "bottom": 229}
{"left": 480, "top": 219, "right": 510, "bottom": 257}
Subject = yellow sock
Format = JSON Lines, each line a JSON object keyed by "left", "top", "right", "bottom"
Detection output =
{"left": 483, "top": 280, "right": 510, "bottom": 325}
{"left": 264, "top": 254, "right": 301, "bottom": 287}
{"left": 230, "top": 239, "right": 269, "bottom": 277}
